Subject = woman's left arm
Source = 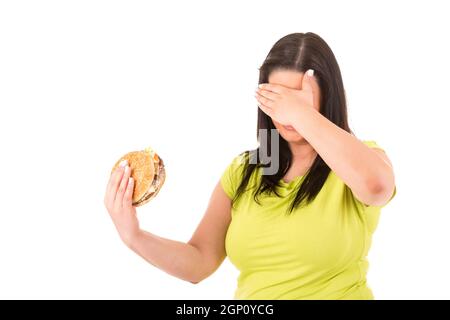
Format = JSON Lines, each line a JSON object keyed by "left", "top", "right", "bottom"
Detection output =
{"left": 256, "top": 72, "right": 395, "bottom": 207}
{"left": 291, "top": 105, "right": 396, "bottom": 207}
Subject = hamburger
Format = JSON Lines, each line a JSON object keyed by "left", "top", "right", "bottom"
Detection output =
{"left": 111, "top": 146, "right": 166, "bottom": 207}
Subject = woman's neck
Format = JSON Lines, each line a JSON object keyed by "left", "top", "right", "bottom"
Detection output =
{"left": 289, "top": 140, "right": 317, "bottom": 163}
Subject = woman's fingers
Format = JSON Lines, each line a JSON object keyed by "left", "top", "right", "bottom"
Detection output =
{"left": 109, "top": 159, "right": 126, "bottom": 195}
{"left": 123, "top": 177, "right": 134, "bottom": 207}
{"left": 255, "top": 91, "right": 275, "bottom": 108}
{"left": 105, "top": 162, "right": 125, "bottom": 208}
{"left": 257, "top": 102, "right": 273, "bottom": 118}
{"left": 115, "top": 164, "right": 131, "bottom": 206}
{"left": 258, "top": 83, "right": 284, "bottom": 94}
{"left": 256, "top": 88, "right": 278, "bottom": 101}
{"left": 104, "top": 172, "right": 115, "bottom": 207}
{"left": 301, "top": 69, "right": 315, "bottom": 93}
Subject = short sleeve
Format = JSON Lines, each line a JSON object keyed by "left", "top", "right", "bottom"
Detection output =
{"left": 359, "top": 140, "right": 397, "bottom": 208}
{"left": 220, "top": 153, "right": 247, "bottom": 199}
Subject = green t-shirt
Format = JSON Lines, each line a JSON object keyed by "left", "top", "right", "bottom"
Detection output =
{"left": 220, "top": 140, "right": 396, "bottom": 300}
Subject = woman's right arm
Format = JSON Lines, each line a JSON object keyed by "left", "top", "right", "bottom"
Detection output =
{"left": 104, "top": 161, "right": 232, "bottom": 284}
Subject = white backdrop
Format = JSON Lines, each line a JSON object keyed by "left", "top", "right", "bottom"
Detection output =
{"left": 1, "top": 0, "right": 449, "bottom": 299}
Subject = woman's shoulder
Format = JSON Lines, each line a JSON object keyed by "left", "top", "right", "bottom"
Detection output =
{"left": 226, "top": 150, "right": 256, "bottom": 169}
{"left": 220, "top": 150, "right": 254, "bottom": 199}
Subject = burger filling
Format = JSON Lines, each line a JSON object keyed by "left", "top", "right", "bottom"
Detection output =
{"left": 133, "top": 158, "right": 165, "bottom": 205}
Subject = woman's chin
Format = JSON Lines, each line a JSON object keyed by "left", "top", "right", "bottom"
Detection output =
{"left": 274, "top": 123, "right": 305, "bottom": 142}
{"left": 279, "top": 130, "right": 304, "bottom": 142}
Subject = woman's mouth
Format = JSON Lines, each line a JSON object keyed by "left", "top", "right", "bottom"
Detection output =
{"left": 283, "top": 125, "right": 295, "bottom": 131}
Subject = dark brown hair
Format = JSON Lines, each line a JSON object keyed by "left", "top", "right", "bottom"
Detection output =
{"left": 232, "top": 32, "right": 353, "bottom": 214}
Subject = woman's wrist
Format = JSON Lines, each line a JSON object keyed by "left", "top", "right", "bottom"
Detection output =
{"left": 291, "top": 103, "right": 316, "bottom": 134}
{"left": 121, "top": 228, "right": 143, "bottom": 249}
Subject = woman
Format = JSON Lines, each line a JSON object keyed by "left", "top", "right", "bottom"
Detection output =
{"left": 104, "top": 32, "right": 396, "bottom": 300}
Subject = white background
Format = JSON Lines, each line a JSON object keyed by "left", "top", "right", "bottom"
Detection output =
{"left": 1, "top": 0, "right": 449, "bottom": 299}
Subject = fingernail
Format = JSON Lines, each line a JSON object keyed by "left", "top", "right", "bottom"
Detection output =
{"left": 129, "top": 177, "right": 133, "bottom": 184}
{"left": 119, "top": 160, "right": 128, "bottom": 167}
{"left": 307, "top": 69, "right": 314, "bottom": 77}
{"left": 124, "top": 165, "right": 129, "bottom": 173}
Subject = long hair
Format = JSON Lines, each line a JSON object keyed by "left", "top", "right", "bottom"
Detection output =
{"left": 232, "top": 32, "right": 353, "bottom": 214}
